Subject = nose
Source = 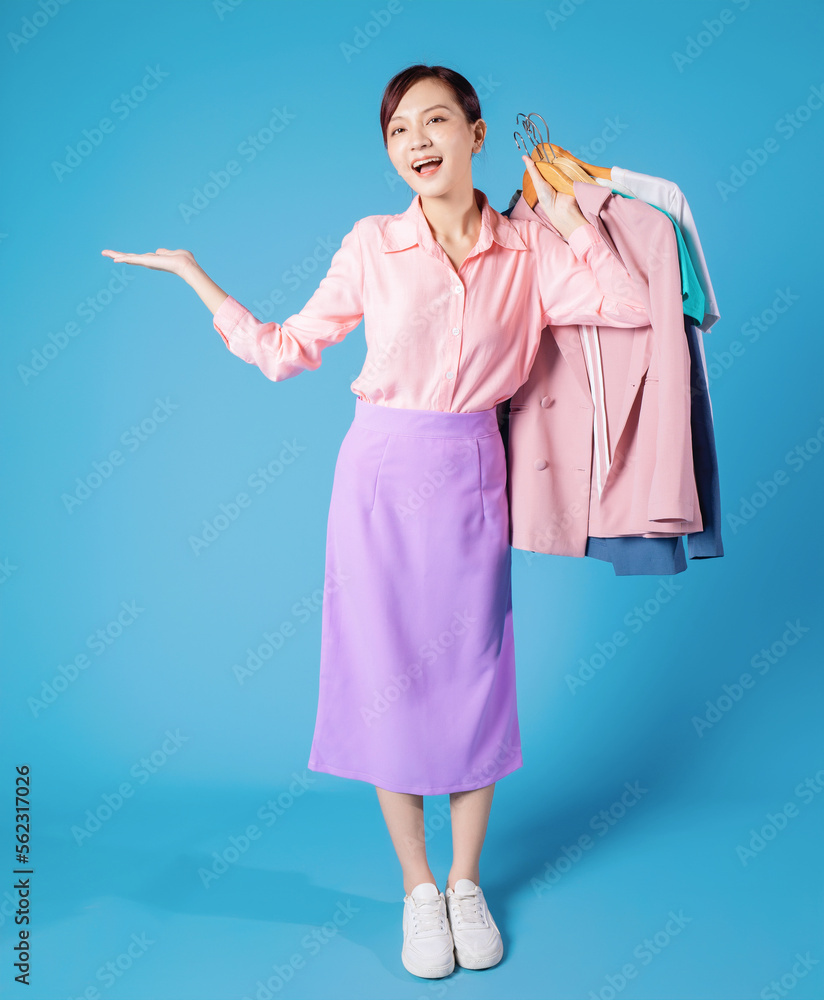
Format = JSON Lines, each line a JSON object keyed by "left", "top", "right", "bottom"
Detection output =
{"left": 408, "top": 126, "right": 431, "bottom": 150}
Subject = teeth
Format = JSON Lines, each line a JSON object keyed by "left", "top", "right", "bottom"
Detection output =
{"left": 413, "top": 157, "right": 442, "bottom": 171}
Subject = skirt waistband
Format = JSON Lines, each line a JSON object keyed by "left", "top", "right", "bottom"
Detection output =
{"left": 353, "top": 398, "right": 500, "bottom": 439}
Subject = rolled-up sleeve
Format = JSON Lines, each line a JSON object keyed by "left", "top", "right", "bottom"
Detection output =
{"left": 213, "top": 219, "right": 364, "bottom": 382}
{"left": 535, "top": 220, "right": 649, "bottom": 328}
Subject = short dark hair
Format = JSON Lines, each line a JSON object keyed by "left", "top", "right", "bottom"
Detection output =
{"left": 380, "top": 64, "right": 485, "bottom": 154}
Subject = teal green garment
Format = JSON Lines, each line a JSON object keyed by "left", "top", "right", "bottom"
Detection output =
{"left": 606, "top": 189, "right": 705, "bottom": 326}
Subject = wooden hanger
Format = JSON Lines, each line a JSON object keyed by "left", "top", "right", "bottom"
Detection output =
{"left": 548, "top": 145, "right": 612, "bottom": 180}
{"left": 514, "top": 113, "right": 606, "bottom": 209}
{"left": 541, "top": 145, "right": 597, "bottom": 185}
{"left": 515, "top": 143, "right": 574, "bottom": 203}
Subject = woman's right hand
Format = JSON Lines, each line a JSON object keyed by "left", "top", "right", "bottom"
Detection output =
{"left": 100, "top": 246, "right": 199, "bottom": 280}
{"left": 102, "top": 246, "right": 230, "bottom": 316}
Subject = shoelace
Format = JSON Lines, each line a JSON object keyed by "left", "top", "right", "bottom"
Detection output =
{"left": 450, "top": 889, "right": 485, "bottom": 925}
{"left": 410, "top": 895, "right": 445, "bottom": 933}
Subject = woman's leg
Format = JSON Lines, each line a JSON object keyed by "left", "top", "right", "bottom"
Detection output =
{"left": 446, "top": 783, "right": 495, "bottom": 890}
{"left": 375, "top": 786, "right": 438, "bottom": 895}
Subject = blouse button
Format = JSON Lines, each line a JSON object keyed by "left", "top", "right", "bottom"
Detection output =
{"left": 451, "top": 327, "right": 460, "bottom": 336}
{"left": 452, "top": 285, "right": 462, "bottom": 294}
{"left": 446, "top": 371, "right": 455, "bottom": 380}
{"left": 534, "top": 459, "right": 548, "bottom": 471}
{"left": 540, "top": 395, "right": 553, "bottom": 408}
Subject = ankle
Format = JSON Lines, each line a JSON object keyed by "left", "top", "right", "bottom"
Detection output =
{"left": 404, "top": 873, "right": 438, "bottom": 896}
{"left": 446, "top": 870, "right": 480, "bottom": 891}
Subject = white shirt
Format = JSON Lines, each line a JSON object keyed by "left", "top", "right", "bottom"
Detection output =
{"left": 606, "top": 166, "right": 720, "bottom": 333}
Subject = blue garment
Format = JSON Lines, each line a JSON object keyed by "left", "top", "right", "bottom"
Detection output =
{"left": 683, "top": 317, "right": 724, "bottom": 559}
{"left": 585, "top": 534, "right": 687, "bottom": 575}
{"left": 501, "top": 197, "right": 723, "bottom": 575}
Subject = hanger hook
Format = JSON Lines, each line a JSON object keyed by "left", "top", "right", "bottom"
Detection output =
{"left": 514, "top": 112, "right": 556, "bottom": 163}
{"left": 513, "top": 129, "right": 532, "bottom": 157}
{"left": 526, "top": 112, "right": 557, "bottom": 163}
{"left": 514, "top": 113, "right": 543, "bottom": 163}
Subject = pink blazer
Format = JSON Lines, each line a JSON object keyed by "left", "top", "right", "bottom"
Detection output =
{"left": 506, "top": 181, "right": 702, "bottom": 557}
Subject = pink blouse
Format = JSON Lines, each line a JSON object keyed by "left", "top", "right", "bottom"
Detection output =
{"left": 212, "top": 187, "right": 649, "bottom": 413}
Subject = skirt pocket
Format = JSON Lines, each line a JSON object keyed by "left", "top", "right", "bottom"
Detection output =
{"left": 370, "top": 433, "right": 391, "bottom": 512}
{"left": 333, "top": 425, "right": 391, "bottom": 518}
{"left": 476, "top": 432, "right": 508, "bottom": 526}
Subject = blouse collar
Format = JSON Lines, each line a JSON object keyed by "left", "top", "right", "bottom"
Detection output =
{"left": 380, "top": 187, "right": 528, "bottom": 256}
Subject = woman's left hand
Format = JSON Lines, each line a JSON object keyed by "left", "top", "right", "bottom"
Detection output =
{"left": 521, "top": 154, "right": 588, "bottom": 240}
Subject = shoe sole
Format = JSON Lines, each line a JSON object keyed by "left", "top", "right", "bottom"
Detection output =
{"left": 402, "top": 951, "right": 456, "bottom": 978}
{"left": 454, "top": 940, "right": 504, "bottom": 969}
{"left": 447, "top": 894, "right": 503, "bottom": 970}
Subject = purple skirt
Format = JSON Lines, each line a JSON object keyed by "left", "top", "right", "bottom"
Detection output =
{"left": 307, "top": 398, "right": 522, "bottom": 795}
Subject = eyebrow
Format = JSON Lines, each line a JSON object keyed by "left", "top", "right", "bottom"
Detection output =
{"left": 389, "top": 104, "right": 451, "bottom": 124}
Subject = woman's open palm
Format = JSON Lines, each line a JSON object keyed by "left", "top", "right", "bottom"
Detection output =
{"left": 100, "top": 247, "right": 197, "bottom": 278}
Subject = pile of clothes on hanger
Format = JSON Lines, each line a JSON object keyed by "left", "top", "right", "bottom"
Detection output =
{"left": 497, "top": 118, "right": 722, "bottom": 576}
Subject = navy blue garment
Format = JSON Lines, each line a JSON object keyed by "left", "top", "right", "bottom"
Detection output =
{"left": 585, "top": 534, "right": 687, "bottom": 575}
{"left": 683, "top": 317, "right": 724, "bottom": 559}
{"left": 500, "top": 196, "right": 723, "bottom": 575}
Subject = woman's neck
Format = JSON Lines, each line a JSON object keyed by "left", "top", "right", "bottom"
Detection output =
{"left": 420, "top": 187, "right": 482, "bottom": 246}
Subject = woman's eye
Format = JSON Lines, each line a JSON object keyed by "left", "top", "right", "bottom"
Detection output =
{"left": 391, "top": 117, "right": 446, "bottom": 136}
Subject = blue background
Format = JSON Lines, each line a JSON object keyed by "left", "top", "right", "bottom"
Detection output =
{"left": 2, "top": 1, "right": 822, "bottom": 997}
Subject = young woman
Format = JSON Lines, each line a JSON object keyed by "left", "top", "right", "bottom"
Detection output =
{"left": 102, "top": 64, "right": 648, "bottom": 980}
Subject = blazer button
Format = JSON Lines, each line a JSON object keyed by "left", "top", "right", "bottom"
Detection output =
{"left": 534, "top": 459, "right": 548, "bottom": 471}
{"left": 540, "top": 395, "right": 553, "bottom": 408}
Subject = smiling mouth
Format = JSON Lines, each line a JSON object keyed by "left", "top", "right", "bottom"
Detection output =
{"left": 413, "top": 157, "right": 443, "bottom": 175}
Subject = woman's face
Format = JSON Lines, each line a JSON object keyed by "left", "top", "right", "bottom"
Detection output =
{"left": 386, "top": 78, "right": 484, "bottom": 198}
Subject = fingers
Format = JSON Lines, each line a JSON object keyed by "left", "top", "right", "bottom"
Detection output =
{"left": 521, "top": 154, "right": 553, "bottom": 206}
{"left": 521, "top": 154, "right": 547, "bottom": 190}
{"left": 101, "top": 248, "right": 181, "bottom": 257}
{"left": 101, "top": 249, "right": 155, "bottom": 265}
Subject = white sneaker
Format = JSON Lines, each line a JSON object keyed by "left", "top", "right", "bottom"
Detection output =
{"left": 401, "top": 882, "right": 455, "bottom": 978}
{"left": 445, "top": 878, "right": 504, "bottom": 969}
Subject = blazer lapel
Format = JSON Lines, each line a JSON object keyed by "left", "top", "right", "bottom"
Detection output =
{"left": 574, "top": 182, "right": 653, "bottom": 488}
